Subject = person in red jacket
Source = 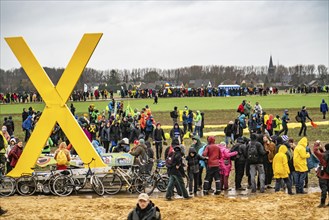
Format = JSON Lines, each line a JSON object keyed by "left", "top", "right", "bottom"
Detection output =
{"left": 202, "top": 136, "right": 222, "bottom": 195}
{"left": 313, "top": 141, "right": 329, "bottom": 207}
{"left": 9, "top": 141, "right": 23, "bottom": 168}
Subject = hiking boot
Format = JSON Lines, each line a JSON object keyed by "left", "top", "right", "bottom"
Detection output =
{"left": 209, "top": 188, "right": 215, "bottom": 193}
{"left": 0, "top": 208, "right": 7, "bottom": 216}
{"left": 214, "top": 191, "right": 221, "bottom": 195}
{"left": 317, "top": 204, "right": 325, "bottom": 208}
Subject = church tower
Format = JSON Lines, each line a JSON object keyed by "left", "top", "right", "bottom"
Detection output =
{"left": 268, "top": 55, "right": 275, "bottom": 82}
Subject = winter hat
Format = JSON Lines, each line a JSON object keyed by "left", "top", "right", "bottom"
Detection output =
{"left": 281, "top": 135, "right": 289, "bottom": 142}
{"left": 139, "top": 139, "right": 145, "bottom": 145}
{"left": 122, "top": 138, "right": 129, "bottom": 145}
{"left": 10, "top": 138, "right": 16, "bottom": 144}
{"left": 229, "top": 121, "right": 234, "bottom": 125}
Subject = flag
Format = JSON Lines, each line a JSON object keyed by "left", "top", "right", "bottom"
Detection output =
{"left": 208, "top": 81, "right": 212, "bottom": 88}
{"left": 84, "top": 84, "right": 88, "bottom": 92}
{"left": 311, "top": 121, "right": 317, "bottom": 128}
{"left": 125, "top": 103, "right": 134, "bottom": 116}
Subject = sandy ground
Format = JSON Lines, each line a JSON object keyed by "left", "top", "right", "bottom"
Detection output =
{"left": 1, "top": 192, "right": 328, "bottom": 220}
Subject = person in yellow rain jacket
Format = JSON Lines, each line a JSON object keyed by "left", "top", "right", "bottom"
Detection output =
{"left": 293, "top": 137, "right": 310, "bottom": 194}
{"left": 273, "top": 145, "right": 293, "bottom": 194}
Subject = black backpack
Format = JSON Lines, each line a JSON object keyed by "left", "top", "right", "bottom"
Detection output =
{"left": 272, "top": 120, "right": 277, "bottom": 128}
{"left": 170, "top": 111, "right": 175, "bottom": 118}
{"left": 247, "top": 142, "right": 259, "bottom": 163}
{"left": 165, "top": 151, "right": 175, "bottom": 168}
{"left": 295, "top": 111, "right": 302, "bottom": 122}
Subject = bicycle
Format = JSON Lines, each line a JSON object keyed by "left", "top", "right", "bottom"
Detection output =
{"left": 102, "top": 165, "right": 147, "bottom": 195}
{"left": 16, "top": 166, "right": 59, "bottom": 196}
{"left": 0, "top": 164, "right": 16, "bottom": 197}
{"left": 139, "top": 165, "right": 169, "bottom": 193}
{"left": 52, "top": 158, "right": 104, "bottom": 196}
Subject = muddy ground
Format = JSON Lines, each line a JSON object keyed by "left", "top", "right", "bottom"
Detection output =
{"left": 1, "top": 192, "right": 328, "bottom": 220}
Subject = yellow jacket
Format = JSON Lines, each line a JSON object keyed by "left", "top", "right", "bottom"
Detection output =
{"left": 273, "top": 145, "right": 290, "bottom": 178}
{"left": 293, "top": 137, "right": 310, "bottom": 172}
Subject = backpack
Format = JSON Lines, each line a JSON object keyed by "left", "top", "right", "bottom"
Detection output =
{"left": 295, "top": 111, "right": 302, "bottom": 122}
{"left": 170, "top": 111, "right": 175, "bottom": 118}
{"left": 165, "top": 151, "right": 175, "bottom": 168}
{"left": 272, "top": 120, "right": 277, "bottom": 128}
{"left": 56, "top": 150, "right": 68, "bottom": 165}
{"left": 247, "top": 142, "right": 259, "bottom": 163}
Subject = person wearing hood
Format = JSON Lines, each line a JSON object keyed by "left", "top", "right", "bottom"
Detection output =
{"left": 202, "top": 136, "right": 222, "bottom": 195}
{"left": 293, "top": 137, "right": 310, "bottom": 194}
{"left": 313, "top": 141, "right": 329, "bottom": 207}
{"left": 153, "top": 123, "right": 166, "bottom": 160}
{"left": 298, "top": 106, "right": 312, "bottom": 137}
{"left": 186, "top": 147, "right": 207, "bottom": 195}
{"left": 266, "top": 114, "right": 274, "bottom": 136}
{"left": 182, "top": 111, "right": 188, "bottom": 134}
{"left": 109, "top": 120, "right": 121, "bottom": 152}
{"left": 320, "top": 99, "right": 328, "bottom": 119}
{"left": 4, "top": 138, "right": 16, "bottom": 173}
{"left": 272, "top": 145, "right": 293, "bottom": 195}
{"left": 170, "top": 123, "right": 184, "bottom": 144}
{"left": 128, "top": 193, "right": 161, "bottom": 220}
{"left": 8, "top": 140, "right": 24, "bottom": 169}
{"left": 165, "top": 140, "right": 190, "bottom": 200}
{"left": 278, "top": 109, "right": 290, "bottom": 135}
{"left": 193, "top": 110, "right": 202, "bottom": 137}
{"left": 145, "top": 115, "right": 155, "bottom": 141}
{"left": 263, "top": 135, "right": 276, "bottom": 189}
{"left": 238, "top": 114, "right": 246, "bottom": 137}
{"left": 219, "top": 142, "right": 238, "bottom": 190}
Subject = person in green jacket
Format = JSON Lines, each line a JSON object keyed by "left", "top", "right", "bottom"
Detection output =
{"left": 244, "top": 101, "right": 252, "bottom": 118}
{"left": 193, "top": 111, "right": 202, "bottom": 137}
{"left": 273, "top": 115, "right": 282, "bottom": 135}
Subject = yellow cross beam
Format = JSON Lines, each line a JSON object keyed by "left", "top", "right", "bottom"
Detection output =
{"left": 5, "top": 33, "right": 107, "bottom": 177}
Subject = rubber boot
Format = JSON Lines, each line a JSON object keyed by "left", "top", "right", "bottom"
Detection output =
{"left": 318, "top": 199, "right": 326, "bottom": 208}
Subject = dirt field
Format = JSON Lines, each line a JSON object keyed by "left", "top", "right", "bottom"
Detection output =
{"left": 1, "top": 192, "right": 328, "bottom": 220}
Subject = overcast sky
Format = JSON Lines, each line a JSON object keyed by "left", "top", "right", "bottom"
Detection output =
{"left": 1, "top": 1, "right": 328, "bottom": 70}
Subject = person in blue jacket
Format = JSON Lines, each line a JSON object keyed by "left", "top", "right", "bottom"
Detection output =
{"left": 320, "top": 99, "right": 328, "bottom": 119}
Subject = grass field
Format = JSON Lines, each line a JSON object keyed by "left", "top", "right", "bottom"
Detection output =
{"left": 0, "top": 93, "right": 328, "bottom": 114}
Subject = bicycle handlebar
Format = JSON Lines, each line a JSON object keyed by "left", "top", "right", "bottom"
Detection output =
{"left": 83, "top": 158, "right": 95, "bottom": 166}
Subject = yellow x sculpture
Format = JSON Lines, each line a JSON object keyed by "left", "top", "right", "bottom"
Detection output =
{"left": 5, "top": 33, "right": 106, "bottom": 177}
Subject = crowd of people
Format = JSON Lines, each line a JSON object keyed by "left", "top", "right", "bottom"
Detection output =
{"left": 0, "top": 97, "right": 329, "bottom": 214}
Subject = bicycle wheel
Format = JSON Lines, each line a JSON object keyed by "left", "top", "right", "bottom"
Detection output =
{"left": 156, "top": 175, "right": 169, "bottom": 192}
{"left": 134, "top": 175, "right": 156, "bottom": 195}
{"left": 102, "top": 173, "right": 122, "bottom": 195}
{"left": 47, "top": 175, "right": 57, "bottom": 195}
{"left": 52, "top": 175, "right": 74, "bottom": 196}
{"left": 91, "top": 175, "right": 104, "bottom": 196}
{"left": 16, "top": 175, "right": 37, "bottom": 196}
{"left": 0, "top": 176, "right": 16, "bottom": 196}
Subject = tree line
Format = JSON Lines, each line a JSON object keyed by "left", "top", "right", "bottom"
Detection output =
{"left": 0, "top": 64, "right": 328, "bottom": 92}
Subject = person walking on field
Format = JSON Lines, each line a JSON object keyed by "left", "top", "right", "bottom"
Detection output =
{"left": 278, "top": 109, "right": 289, "bottom": 136}
{"left": 320, "top": 99, "right": 328, "bottom": 119}
{"left": 298, "top": 106, "right": 312, "bottom": 137}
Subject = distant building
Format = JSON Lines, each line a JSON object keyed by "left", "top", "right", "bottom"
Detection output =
{"left": 268, "top": 55, "right": 276, "bottom": 82}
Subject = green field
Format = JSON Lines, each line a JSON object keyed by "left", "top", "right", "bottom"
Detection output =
{"left": 0, "top": 93, "right": 327, "bottom": 115}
